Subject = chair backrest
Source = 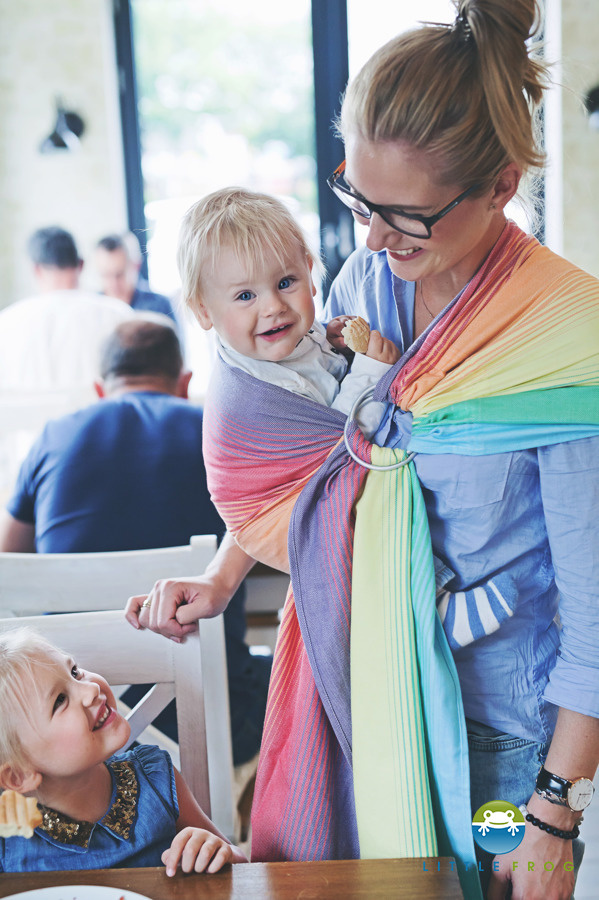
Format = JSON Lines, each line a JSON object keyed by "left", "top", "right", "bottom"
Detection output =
{"left": 0, "top": 609, "right": 236, "bottom": 839}
{"left": 0, "top": 535, "right": 217, "bottom": 616}
{"left": 0, "top": 389, "right": 93, "bottom": 437}
{"left": 0, "top": 390, "right": 93, "bottom": 502}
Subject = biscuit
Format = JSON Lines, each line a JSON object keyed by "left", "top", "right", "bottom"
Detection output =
{"left": 0, "top": 790, "right": 42, "bottom": 838}
{"left": 341, "top": 316, "right": 370, "bottom": 354}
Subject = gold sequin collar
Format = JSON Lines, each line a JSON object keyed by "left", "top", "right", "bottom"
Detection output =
{"left": 38, "top": 758, "right": 139, "bottom": 848}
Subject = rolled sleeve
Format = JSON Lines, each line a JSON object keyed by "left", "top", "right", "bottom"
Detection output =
{"left": 6, "top": 453, "right": 38, "bottom": 525}
{"left": 539, "top": 436, "right": 599, "bottom": 717}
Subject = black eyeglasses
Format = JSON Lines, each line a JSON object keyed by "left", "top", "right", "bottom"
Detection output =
{"left": 327, "top": 160, "right": 480, "bottom": 239}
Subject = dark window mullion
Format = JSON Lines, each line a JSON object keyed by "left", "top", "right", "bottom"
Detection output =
{"left": 311, "top": 0, "right": 355, "bottom": 297}
{"left": 112, "top": 0, "right": 148, "bottom": 278}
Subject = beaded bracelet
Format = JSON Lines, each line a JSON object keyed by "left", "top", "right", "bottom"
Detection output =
{"left": 521, "top": 807, "right": 580, "bottom": 841}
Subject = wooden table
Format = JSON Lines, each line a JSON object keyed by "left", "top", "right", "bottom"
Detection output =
{"left": 0, "top": 858, "right": 463, "bottom": 899}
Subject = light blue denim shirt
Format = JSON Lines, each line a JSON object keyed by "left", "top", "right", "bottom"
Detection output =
{"left": 323, "top": 245, "right": 599, "bottom": 742}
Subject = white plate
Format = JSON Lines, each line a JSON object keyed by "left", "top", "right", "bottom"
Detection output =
{"left": 3, "top": 887, "right": 153, "bottom": 900}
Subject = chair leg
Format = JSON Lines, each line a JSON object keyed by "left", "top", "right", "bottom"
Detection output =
{"left": 232, "top": 749, "right": 260, "bottom": 844}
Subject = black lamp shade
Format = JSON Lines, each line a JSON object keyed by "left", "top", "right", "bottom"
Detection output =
{"left": 40, "top": 105, "right": 85, "bottom": 154}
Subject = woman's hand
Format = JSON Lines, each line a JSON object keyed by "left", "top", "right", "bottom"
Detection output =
{"left": 124, "top": 532, "right": 256, "bottom": 642}
{"left": 162, "top": 826, "right": 247, "bottom": 875}
{"left": 489, "top": 708, "right": 599, "bottom": 898}
{"left": 124, "top": 575, "right": 230, "bottom": 642}
{"left": 487, "top": 827, "right": 575, "bottom": 899}
{"left": 487, "top": 788, "right": 578, "bottom": 900}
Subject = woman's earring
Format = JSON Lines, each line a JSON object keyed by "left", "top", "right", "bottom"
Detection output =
{"left": 489, "top": 202, "right": 497, "bottom": 210}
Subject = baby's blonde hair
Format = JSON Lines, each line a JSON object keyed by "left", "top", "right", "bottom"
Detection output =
{"left": 0, "top": 629, "right": 61, "bottom": 774}
{"left": 177, "top": 187, "right": 315, "bottom": 315}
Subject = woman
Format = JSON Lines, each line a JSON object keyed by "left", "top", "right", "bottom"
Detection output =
{"left": 323, "top": 1, "right": 598, "bottom": 898}
{"left": 127, "top": 2, "right": 598, "bottom": 897}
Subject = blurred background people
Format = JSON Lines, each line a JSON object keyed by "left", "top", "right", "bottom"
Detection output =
{"left": 0, "top": 318, "right": 272, "bottom": 768}
{"left": 95, "top": 232, "right": 179, "bottom": 326}
{"left": 0, "top": 226, "right": 135, "bottom": 395}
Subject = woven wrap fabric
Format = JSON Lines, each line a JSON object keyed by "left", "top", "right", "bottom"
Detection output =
{"left": 350, "top": 443, "right": 437, "bottom": 857}
{"left": 204, "top": 364, "right": 365, "bottom": 860}
{"left": 202, "top": 221, "right": 598, "bottom": 900}
{"left": 376, "top": 221, "right": 599, "bottom": 454}
{"left": 203, "top": 361, "right": 481, "bottom": 899}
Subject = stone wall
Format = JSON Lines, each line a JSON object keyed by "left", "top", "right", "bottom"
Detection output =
{"left": 0, "top": 0, "right": 127, "bottom": 306}
{"left": 559, "top": 0, "right": 599, "bottom": 275}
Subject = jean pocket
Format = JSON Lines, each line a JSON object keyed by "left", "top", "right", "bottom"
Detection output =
{"left": 466, "top": 718, "right": 540, "bottom": 753}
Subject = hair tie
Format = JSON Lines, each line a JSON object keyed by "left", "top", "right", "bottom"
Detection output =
{"left": 452, "top": 14, "right": 473, "bottom": 43}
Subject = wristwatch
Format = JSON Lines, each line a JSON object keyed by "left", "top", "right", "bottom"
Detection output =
{"left": 535, "top": 766, "right": 595, "bottom": 811}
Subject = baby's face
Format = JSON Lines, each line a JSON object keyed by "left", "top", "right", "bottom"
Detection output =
{"left": 195, "top": 243, "right": 316, "bottom": 361}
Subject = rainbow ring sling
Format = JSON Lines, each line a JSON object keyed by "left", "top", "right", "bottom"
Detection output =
{"left": 202, "top": 222, "right": 599, "bottom": 900}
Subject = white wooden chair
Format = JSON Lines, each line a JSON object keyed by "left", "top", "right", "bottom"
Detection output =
{"left": 244, "top": 563, "right": 288, "bottom": 652}
{"left": 0, "top": 608, "right": 236, "bottom": 840}
{"left": 0, "top": 535, "right": 236, "bottom": 838}
{"left": 0, "top": 534, "right": 218, "bottom": 616}
{"left": 0, "top": 389, "right": 94, "bottom": 505}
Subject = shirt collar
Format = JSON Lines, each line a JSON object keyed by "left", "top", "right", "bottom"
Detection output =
{"left": 36, "top": 758, "right": 139, "bottom": 850}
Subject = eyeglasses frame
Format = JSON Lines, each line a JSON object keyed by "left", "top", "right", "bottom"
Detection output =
{"left": 327, "top": 160, "right": 481, "bottom": 239}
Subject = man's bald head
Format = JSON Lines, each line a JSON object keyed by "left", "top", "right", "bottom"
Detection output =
{"left": 98, "top": 319, "right": 189, "bottom": 397}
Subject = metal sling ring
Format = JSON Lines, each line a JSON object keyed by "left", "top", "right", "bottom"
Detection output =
{"left": 343, "top": 385, "right": 417, "bottom": 471}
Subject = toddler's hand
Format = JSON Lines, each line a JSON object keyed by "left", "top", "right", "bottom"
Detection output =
{"left": 162, "top": 827, "right": 239, "bottom": 875}
{"left": 366, "top": 330, "right": 401, "bottom": 365}
{"left": 326, "top": 315, "right": 355, "bottom": 353}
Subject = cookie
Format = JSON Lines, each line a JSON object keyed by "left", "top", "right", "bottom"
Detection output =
{"left": 341, "top": 316, "right": 370, "bottom": 354}
{"left": 0, "top": 790, "right": 42, "bottom": 838}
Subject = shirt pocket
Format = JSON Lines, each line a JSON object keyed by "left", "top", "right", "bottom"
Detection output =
{"left": 417, "top": 451, "right": 513, "bottom": 510}
{"left": 448, "top": 451, "right": 513, "bottom": 509}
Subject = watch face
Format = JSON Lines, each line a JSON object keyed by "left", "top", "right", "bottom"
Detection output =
{"left": 568, "top": 778, "right": 595, "bottom": 811}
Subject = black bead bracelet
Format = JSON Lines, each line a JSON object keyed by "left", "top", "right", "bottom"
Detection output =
{"left": 525, "top": 812, "right": 580, "bottom": 841}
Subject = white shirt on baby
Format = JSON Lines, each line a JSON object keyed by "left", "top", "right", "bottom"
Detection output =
{"left": 215, "top": 319, "right": 391, "bottom": 439}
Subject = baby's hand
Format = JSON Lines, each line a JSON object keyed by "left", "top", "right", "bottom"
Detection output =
{"left": 162, "top": 827, "right": 238, "bottom": 875}
{"left": 326, "top": 315, "right": 355, "bottom": 353}
{"left": 366, "top": 330, "right": 401, "bottom": 365}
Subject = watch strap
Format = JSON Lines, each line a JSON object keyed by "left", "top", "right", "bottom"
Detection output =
{"left": 536, "top": 767, "right": 572, "bottom": 798}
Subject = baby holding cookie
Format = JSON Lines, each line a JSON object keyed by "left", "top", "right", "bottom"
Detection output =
{"left": 127, "top": 186, "right": 518, "bottom": 652}
{"left": 177, "top": 186, "right": 399, "bottom": 438}
{"left": 0, "top": 627, "right": 247, "bottom": 873}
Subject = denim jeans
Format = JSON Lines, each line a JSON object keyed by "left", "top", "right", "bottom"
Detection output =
{"left": 467, "top": 718, "right": 584, "bottom": 899}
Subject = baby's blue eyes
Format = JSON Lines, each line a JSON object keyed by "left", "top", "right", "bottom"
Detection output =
{"left": 235, "top": 277, "right": 296, "bottom": 302}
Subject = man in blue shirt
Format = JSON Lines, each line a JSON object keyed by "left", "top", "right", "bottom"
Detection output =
{"left": 95, "top": 232, "right": 179, "bottom": 326}
{"left": 0, "top": 318, "right": 271, "bottom": 766}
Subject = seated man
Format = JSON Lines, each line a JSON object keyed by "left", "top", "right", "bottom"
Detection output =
{"left": 95, "top": 232, "right": 179, "bottom": 326}
{"left": 0, "top": 318, "right": 271, "bottom": 767}
{"left": 0, "top": 226, "right": 136, "bottom": 395}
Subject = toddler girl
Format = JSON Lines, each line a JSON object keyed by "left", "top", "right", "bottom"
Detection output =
{"left": 0, "top": 627, "right": 247, "bottom": 873}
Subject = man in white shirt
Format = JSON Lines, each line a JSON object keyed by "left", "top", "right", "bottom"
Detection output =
{"left": 0, "top": 227, "right": 136, "bottom": 397}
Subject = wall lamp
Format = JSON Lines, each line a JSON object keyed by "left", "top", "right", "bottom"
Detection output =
{"left": 584, "top": 85, "right": 599, "bottom": 132}
{"left": 40, "top": 99, "right": 85, "bottom": 153}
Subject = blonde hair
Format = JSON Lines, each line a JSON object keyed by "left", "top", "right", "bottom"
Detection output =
{"left": 0, "top": 629, "right": 61, "bottom": 774}
{"left": 339, "top": 0, "right": 549, "bottom": 202}
{"left": 177, "top": 187, "right": 315, "bottom": 314}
